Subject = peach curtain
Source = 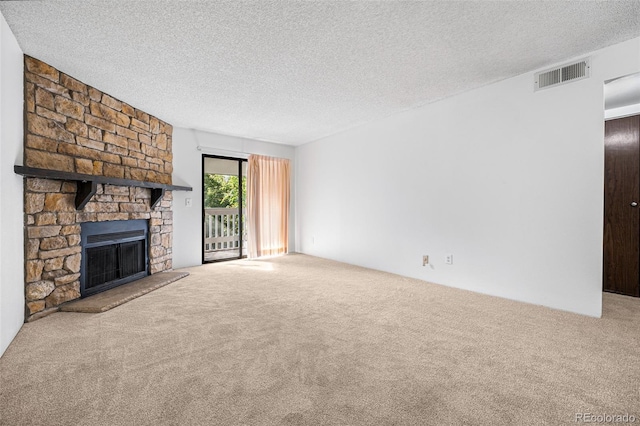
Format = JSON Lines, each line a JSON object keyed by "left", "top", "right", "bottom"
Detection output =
{"left": 246, "top": 155, "right": 290, "bottom": 258}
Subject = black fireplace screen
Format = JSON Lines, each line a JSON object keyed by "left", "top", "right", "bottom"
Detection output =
{"left": 85, "top": 240, "right": 145, "bottom": 290}
{"left": 81, "top": 220, "right": 148, "bottom": 297}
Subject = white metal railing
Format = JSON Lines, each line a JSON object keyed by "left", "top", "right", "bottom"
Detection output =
{"left": 204, "top": 208, "right": 246, "bottom": 253}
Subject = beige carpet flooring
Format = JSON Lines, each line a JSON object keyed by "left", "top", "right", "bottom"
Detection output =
{"left": 1, "top": 254, "right": 639, "bottom": 425}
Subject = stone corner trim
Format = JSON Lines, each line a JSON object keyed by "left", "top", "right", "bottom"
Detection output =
{"left": 24, "top": 55, "right": 173, "bottom": 185}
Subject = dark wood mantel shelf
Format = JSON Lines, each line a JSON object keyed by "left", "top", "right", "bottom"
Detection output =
{"left": 14, "top": 165, "right": 192, "bottom": 210}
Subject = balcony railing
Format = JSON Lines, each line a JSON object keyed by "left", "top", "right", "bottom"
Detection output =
{"left": 204, "top": 208, "right": 247, "bottom": 257}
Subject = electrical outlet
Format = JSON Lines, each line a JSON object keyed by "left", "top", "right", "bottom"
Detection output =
{"left": 445, "top": 254, "right": 453, "bottom": 265}
{"left": 423, "top": 255, "right": 429, "bottom": 266}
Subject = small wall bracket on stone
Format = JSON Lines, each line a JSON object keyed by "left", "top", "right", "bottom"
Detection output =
{"left": 76, "top": 180, "right": 98, "bottom": 210}
{"left": 150, "top": 188, "right": 165, "bottom": 209}
{"left": 14, "top": 165, "right": 192, "bottom": 210}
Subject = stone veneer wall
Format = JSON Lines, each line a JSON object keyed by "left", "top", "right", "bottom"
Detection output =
{"left": 24, "top": 182, "right": 173, "bottom": 319}
{"left": 22, "top": 56, "right": 175, "bottom": 321}
{"left": 24, "top": 56, "right": 173, "bottom": 184}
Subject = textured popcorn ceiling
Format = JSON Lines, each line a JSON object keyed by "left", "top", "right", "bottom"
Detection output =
{"left": 1, "top": 1, "right": 639, "bottom": 145}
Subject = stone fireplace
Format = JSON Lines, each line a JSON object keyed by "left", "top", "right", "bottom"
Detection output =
{"left": 19, "top": 56, "right": 189, "bottom": 321}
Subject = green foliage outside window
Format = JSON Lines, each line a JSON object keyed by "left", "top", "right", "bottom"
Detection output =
{"left": 204, "top": 174, "right": 246, "bottom": 208}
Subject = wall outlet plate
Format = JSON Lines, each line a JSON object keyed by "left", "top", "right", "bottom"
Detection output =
{"left": 445, "top": 254, "right": 453, "bottom": 265}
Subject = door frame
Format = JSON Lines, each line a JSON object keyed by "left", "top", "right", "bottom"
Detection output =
{"left": 603, "top": 72, "right": 640, "bottom": 297}
{"left": 603, "top": 114, "right": 640, "bottom": 297}
{"left": 201, "top": 154, "right": 248, "bottom": 264}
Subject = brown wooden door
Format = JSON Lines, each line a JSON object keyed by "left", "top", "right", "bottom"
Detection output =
{"left": 603, "top": 115, "right": 640, "bottom": 297}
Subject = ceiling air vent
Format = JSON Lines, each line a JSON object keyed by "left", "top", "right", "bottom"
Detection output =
{"left": 534, "top": 58, "right": 590, "bottom": 91}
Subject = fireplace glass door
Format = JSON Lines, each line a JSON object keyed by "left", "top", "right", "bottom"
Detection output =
{"left": 85, "top": 240, "right": 146, "bottom": 290}
{"left": 80, "top": 219, "right": 149, "bottom": 297}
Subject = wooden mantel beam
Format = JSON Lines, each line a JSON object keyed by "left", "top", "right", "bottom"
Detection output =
{"left": 14, "top": 165, "right": 192, "bottom": 211}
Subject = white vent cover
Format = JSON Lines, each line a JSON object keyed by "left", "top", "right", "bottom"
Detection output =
{"left": 534, "top": 58, "right": 590, "bottom": 91}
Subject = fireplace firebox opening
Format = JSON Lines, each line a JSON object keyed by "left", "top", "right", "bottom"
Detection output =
{"left": 80, "top": 220, "right": 149, "bottom": 297}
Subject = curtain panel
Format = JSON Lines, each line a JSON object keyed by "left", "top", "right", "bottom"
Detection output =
{"left": 246, "top": 155, "right": 290, "bottom": 258}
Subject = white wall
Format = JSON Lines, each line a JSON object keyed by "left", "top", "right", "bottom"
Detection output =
{"left": 172, "top": 128, "right": 296, "bottom": 268}
{"left": 605, "top": 71, "right": 640, "bottom": 120}
{"left": 296, "top": 37, "right": 640, "bottom": 318}
{"left": 0, "top": 11, "right": 24, "bottom": 357}
{"left": 606, "top": 103, "right": 640, "bottom": 120}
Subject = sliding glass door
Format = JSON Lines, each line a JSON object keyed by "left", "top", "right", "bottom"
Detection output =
{"left": 202, "top": 155, "right": 247, "bottom": 262}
